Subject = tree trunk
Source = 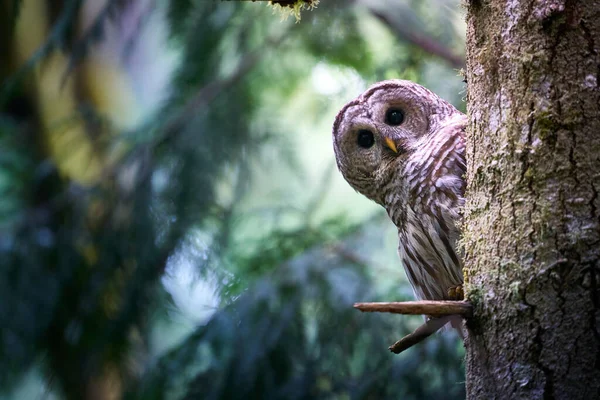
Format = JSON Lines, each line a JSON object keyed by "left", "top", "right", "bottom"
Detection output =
{"left": 463, "top": 0, "right": 600, "bottom": 398}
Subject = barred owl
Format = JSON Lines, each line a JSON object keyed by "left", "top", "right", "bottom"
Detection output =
{"left": 332, "top": 80, "right": 465, "bottom": 310}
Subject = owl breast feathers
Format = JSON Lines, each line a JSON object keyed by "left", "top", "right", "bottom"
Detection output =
{"left": 332, "top": 80, "right": 466, "bottom": 301}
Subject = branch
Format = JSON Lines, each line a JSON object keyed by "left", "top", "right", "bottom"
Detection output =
{"left": 388, "top": 316, "right": 452, "bottom": 354}
{"left": 367, "top": 8, "right": 465, "bottom": 69}
{"left": 158, "top": 33, "right": 286, "bottom": 144}
{"left": 101, "top": 31, "right": 288, "bottom": 185}
{"left": 355, "top": 301, "right": 472, "bottom": 354}
{"left": 354, "top": 301, "right": 472, "bottom": 318}
{"left": 64, "top": 0, "right": 126, "bottom": 81}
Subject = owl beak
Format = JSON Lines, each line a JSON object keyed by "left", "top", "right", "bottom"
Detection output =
{"left": 383, "top": 137, "right": 398, "bottom": 153}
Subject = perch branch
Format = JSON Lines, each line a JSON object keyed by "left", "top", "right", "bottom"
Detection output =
{"left": 354, "top": 301, "right": 472, "bottom": 354}
{"left": 388, "top": 316, "right": 452, "bottom": 354}
{"left": 354, "top": 301, "right": 472, "bottom": 318}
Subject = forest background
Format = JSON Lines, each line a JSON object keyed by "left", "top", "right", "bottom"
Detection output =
{"left": 0, "top": 1, "right": 467, "bottom": 398}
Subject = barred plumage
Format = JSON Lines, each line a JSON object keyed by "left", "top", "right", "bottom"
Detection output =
{"left": 332, "top": 80, "right": 465, "bottom": 305}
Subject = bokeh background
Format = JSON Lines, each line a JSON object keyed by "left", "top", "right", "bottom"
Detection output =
{"left": 0, "top": 0, "right": 466, "bottom": 399}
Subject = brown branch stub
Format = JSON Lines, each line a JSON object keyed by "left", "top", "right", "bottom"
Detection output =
{"left": 388, "top": 316, "right": 452, "bottom": 354}
{"left": 367, "top": 9, "right": 465, "bottom": 69}
{"left": 353, "top": 300, "right": 473, "bottom": 318}
{"left": 354, "top": 301, "right": 471, "bottom": 354}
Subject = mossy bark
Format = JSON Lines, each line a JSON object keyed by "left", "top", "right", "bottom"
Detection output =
{"left": 463, "top": 0, "right": 600, "bottom": 398}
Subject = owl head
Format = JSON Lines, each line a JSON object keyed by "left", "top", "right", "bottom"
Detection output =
{"left": 332, "top": 79, "right": 460, "bottom": 206}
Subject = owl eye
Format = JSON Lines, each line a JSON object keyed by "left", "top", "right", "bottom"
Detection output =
{"left": 385, "top": 108, "right": 404, "bottom": 125}
{"left": 356, "top": 130, "right": 375, "bottom": 148}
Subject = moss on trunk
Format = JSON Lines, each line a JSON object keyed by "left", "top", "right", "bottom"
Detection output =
{"left": 464, "top": 0, "right": 600, "bottom": 398}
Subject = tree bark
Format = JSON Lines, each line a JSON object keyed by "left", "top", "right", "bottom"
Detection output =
{"left": 463, "top": 0, "right": 600, "bottom": 398}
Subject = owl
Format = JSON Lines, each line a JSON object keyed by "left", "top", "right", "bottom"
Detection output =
{"left": 332, "top": 80, "right": 466, "bottom": 307}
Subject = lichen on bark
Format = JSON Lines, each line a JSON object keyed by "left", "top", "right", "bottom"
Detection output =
{"left": 463, "top": 0, "right": 600, "bottom": 398}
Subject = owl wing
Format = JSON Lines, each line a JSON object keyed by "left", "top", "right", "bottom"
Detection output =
{"left": 400, "top": 116, "right": 466, "bottom": 300}
{"left": 407, "top": 115, "right": 466, "bottom": 212}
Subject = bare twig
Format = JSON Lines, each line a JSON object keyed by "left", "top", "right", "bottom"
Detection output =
{"left": 367, "top": 8, "right": 464, "bottom": 69}
{"left": 354, "top": 301, "right": 473, "bottom": 318}
{"left": 63, "top": 0, "right": 127, "bottom": 83}
{"left": 101, "top": 30, "right": 288, "bottom": 184}
{"left": 355, "top": 300, "right": 472, "bottom": 354}
{"left": 388, "top": 316, "right": 452, "bottom": 354}
{"left": 159, "top": 33, "right": 287, "bottom": 143}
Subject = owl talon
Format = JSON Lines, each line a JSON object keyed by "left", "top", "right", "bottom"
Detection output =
{"left": 447, "top": 285, "right": 464, "bottom": 300}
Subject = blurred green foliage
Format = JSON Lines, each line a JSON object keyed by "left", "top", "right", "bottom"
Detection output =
{"left": 0, "top": 0, "right": 466, "bottom": 399}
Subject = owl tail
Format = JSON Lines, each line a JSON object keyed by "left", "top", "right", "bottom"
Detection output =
{"left": 450, "top": 315, "right": 466, "bottom": 339}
